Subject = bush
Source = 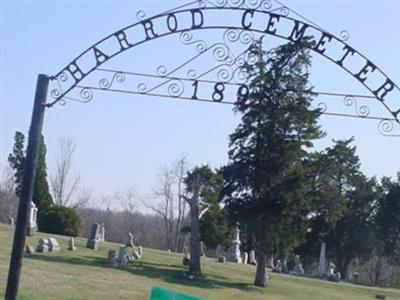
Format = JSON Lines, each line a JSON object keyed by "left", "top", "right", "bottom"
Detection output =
{"left": 38, "top": 205, "right": 81, "bottom": 236}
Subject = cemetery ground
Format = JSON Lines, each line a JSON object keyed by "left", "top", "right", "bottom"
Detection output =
{"left": 1, "top": 224, "right": 399, "bottom": 300}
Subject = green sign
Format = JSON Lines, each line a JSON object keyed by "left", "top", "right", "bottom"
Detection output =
{"left": 149, "top": 286, "right": 204, "bottom": 300}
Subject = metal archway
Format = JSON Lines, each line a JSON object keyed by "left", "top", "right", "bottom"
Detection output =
{"left": 5, "top": 1, "right": 400, "bottom": 299}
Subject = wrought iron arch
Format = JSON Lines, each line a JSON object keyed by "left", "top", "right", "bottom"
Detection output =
{"left": 47, "top": 0, "right": 400, "bottom": 131}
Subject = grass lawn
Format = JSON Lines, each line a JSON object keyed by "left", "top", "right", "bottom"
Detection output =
{"left": 1, "top": 223, "right": 399, "bottom": 300}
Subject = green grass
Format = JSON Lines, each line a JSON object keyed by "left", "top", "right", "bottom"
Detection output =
{"left": 1, "top": 223, "right": 399, "bottom": 300}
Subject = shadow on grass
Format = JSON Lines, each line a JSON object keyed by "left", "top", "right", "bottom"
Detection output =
{"left": 25, "top": 254, "right": 257, "bottom": 293}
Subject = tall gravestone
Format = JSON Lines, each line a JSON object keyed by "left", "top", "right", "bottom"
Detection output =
{"left": 86, "top": 223, "right": 100, "bottom": 250}
{"left": 291, "top": 255, "right": 304, "bottom": 274}
{"left": 249, "top": 250, "right": 257, "bottom": 265}
{"left": 199, "top": 241, "right": 206, "bottom": 257}
{"left": 317, "top": 242, "right": 326, "bottom": 277}
{"left": 27, "top": 201, "right": 38, "bottom": 236}
{"left": 9, "top": 216, "right": 15, "bottom": 226}
{"left": 227, "top": 226, "right": 242, "bottom": 263}
{"left": 126, "top": 232, "right": 134, "bottom": 247}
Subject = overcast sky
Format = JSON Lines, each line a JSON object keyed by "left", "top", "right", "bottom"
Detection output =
{"left": 1, "top": 0, "right": 399, "bottom": 210}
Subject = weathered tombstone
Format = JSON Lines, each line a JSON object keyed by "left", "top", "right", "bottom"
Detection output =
{"left": 107, "top": 250, "right": 117, "bottom": 267}
{"left": 218, "top": 256, "right": 226, "bottom": 263}
{"left": 267, "top": 255, "right": 275, "bottom": 269}
{"left": 126, "top": 232, "right": 134, "bottom": 247}
{"left": 326, "top": 261, "right": 341, "bottom": 282}
{"left": 199, "top": 241, "right": 206, "bottom": 257}
{"left": 25, "top": 244, "right": 35, "bottom": 254}
{"left": 249, "top": 250, "right": 257, "bottom": 265}
{"left": 273, "top": 259, "right": 282, "bottom": 273}
{"left": 118, "top": 245, "right": 128, "bottom": 264}
{"left": 36, "top": 239, "right": 49, "bottom": 253}
{"left": 68, "top": 237, "right": 76, "bottom": 251}
{"left": 133, "top": 246, "right": 142, "bottom": 260}
{"left": 227, "top": 226, "right": 242, "bottom": 263}
{"left": 99, "top": 223, "right": 105, "bottom": 241}
{"left": 48, "top": 237, "right": 61, "bottom": 252}
{"left": 182, "top": 246, "right": 190, "bottom": 266}
{"left": 138, "top": 246, "right": 143, "bottom": 258}
{"left": 243, "top": 252, "right": 248, "bottom": 264}
{"left": 317, "top": 242, "right": 326, "bottom": 277}
{"left": 9, "top": 216, "right": 15, "bottom": 226}
{"left": 291, "top": 255, "right": 304, "bottom": 274}
{"left": 27, "top": 201, "right": 38, "bottom": 236}
{"left": 86, "top": 223, "right": 100, "bottom": 250}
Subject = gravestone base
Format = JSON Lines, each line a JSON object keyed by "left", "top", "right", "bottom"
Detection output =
{"left": 86, "top": 239, "right": 99, "bottom": 250}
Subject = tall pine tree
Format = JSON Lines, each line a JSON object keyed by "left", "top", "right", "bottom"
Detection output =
{"left": 8, "top": 132, "right": 53, "bottom": 210}
{"left": 222, "top": 39, "right": 323, "bottom": 287}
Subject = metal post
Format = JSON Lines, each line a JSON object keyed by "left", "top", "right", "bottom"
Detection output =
{"left": 5, "top": 74, "right": 49, "bottom": 300}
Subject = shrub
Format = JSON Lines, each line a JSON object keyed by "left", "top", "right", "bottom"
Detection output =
{"left": 38, "top": 205, "right": 81, "bottom": 236}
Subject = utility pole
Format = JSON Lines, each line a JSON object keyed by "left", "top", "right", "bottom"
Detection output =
{"left": 5, "top": 74, "right": 49, "bottom": 300}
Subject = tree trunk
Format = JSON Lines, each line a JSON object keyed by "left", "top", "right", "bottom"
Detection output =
{"left": 254, "top": 248, "right": 268, "bottom": 287}
{"left": 189, "top": 190, "right": 201, "bottom": 276}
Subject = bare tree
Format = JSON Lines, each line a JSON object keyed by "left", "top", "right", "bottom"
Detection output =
{"left": 142, "top": 167, "right": 176, "bottom": 250}
{"left": 142, "top": 156, "right": 190, "bottom": 251}
{"left": 50, "top": 137, "right": 80, "bottom": 207}
{"left": 173, "top": 156, "right": 189, "bottom": 251}
{"left": 0, "top": 165, "right": 18, "bottom": 222}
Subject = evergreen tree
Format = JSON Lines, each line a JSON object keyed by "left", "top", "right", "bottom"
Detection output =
{"left": 33, "top": 135, "right": 53, "bottom": 210}
{"left": 8, "top": 132, "right": 53, "bottom": 210}
{"left": 222, "top": 39, "right": 323, "bottom": 287}
{"left": 8, "top": 131, "right": 25, "bottom": 197}
{"left": 302, "top": 139, "right": 378, "bottom": 278}
{"left": 375, "top": 173, "right": 400, "bottom": 265}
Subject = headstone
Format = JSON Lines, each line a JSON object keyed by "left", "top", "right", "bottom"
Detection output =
{"left": 249, "top": 250, "right": 257, "bottom": 265}
{"left": 48, "top": 237, "right": 61, "bottom": 252}
{"left": 183, "top": 246, "right": 190, "bottom": 266}
{"left": 25, "top": 244, "right": 35, "bottom": 254}
{"left": 199, "top": 241, "right": 206, "bottom": 257}
{"left": 291, "top": 255, "right": 304, "bottom": 274}
{"left": 107, "top": 250, "right": 118, "bottom": 267}
{"left": 273, "top": 259, "right": 282, "bottom": 273}
{"left": 133, "top": 246, "right": 142, "bottom": 260}
{"left": 227, "top": 225, "right": 242, "bottom": 263}
{"left": 27, "top": 201, "right": 38, "bottom": 236}
{"left": 126, "top": 232, "right": 134, "bottom": 247}
{"left": 36, "top": 239, "right": 49, "bottom": 253}
{"left": 86, "top": 223, "right": 100, "bottom": 250}
{"left": 267, "top": 255, "right": 275, "bottom": 269}
{"left": 317, "top": 242, "right": 326, "bottom": 277}
{"left": 68, "top": 237, "right": 76, "bottom": 251}
{"left": 326, "top": 261, "right": 341, "bottom": 282}
{"left": 218, "top": 256, "right": 226, "bottom": 263}
{"left": 99, "top": 223, "right": 105, "bottom": 241}
{"left": 243, "top": 252, "right": 248, "bottom": 264}
{"left": 118, "top": 245, "right": 128, "bottom": 264}
{"left": 9, "top": 216, "right": 15, "bottom": 226}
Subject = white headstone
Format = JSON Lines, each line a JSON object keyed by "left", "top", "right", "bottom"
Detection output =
{"left": 27, "top": 201, "right": 38, "bottom": 236}
{"left": 126, "top": 232, "right": 134, "bottom": 247}
{"left": 100, "top": 223, "right": 105, "bottom": 241}
{"left": 200, "top": 241, "right": 206, "bottom": 257}
{"left": 48, "top": 237, "right": 61, "bottom": 252}
{"left": 9, "top": 216, "right": 15, "bottom": 226}
{"left": 249, "top": 250, "right": 257, "bottom": 265}
{"left": 243, "top": 252, "right": 248, "bottom": 264}
{"left": 291, "top": 255, "right": 304, "bottom": 274}
{"left": 317, "top": 242, "right": 326, "bottom": 277}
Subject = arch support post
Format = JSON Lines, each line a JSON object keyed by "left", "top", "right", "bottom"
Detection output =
{"left": 5, "top": 74, "right": 49, "bottom": 300}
